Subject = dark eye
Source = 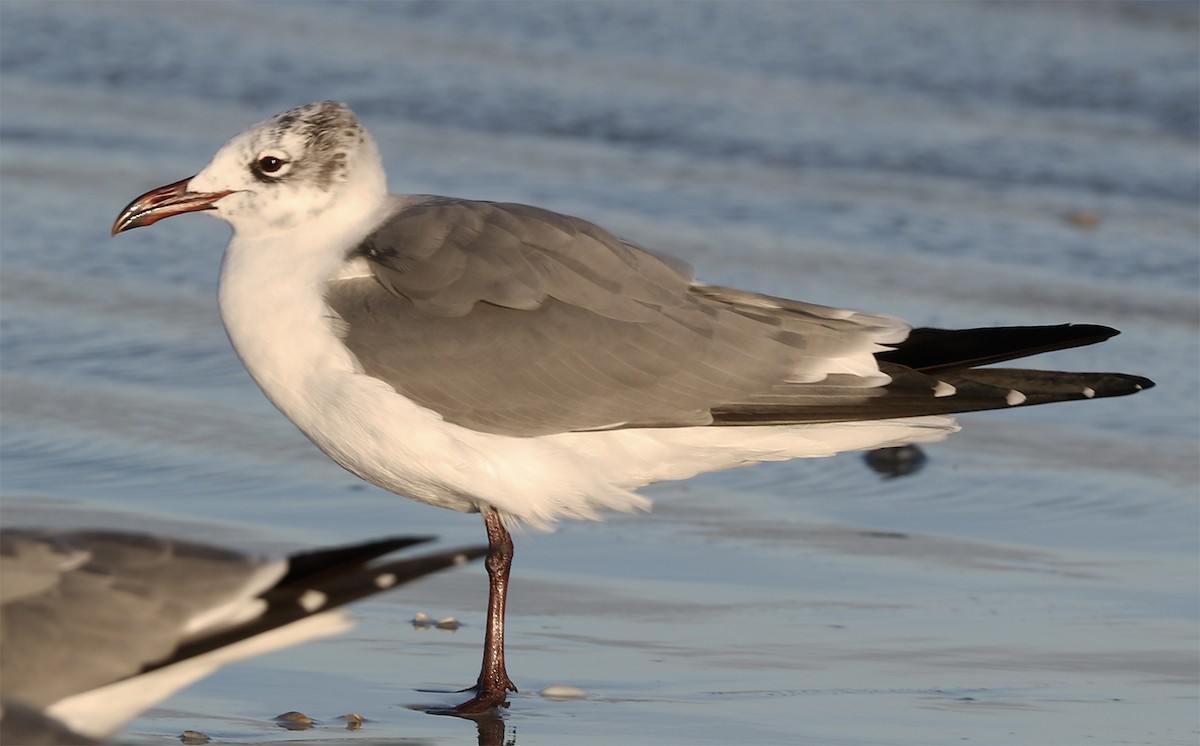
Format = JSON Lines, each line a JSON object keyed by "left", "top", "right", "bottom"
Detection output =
{"left": 257, "top": 156, "right": 286, "bottom": 174}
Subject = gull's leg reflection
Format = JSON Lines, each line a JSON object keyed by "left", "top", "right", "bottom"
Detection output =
{"left": 473, "top": 713, "right": 514, "bottom": 746}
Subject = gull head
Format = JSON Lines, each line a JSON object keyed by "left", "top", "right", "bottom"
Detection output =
{"left": 113, "top": 101, "right": 386, "bottom": 238}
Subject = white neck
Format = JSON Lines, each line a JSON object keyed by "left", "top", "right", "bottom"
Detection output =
{"left": 216, "top": 188, "right": 391, "bottom": 417}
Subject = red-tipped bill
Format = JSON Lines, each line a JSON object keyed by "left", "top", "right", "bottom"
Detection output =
{"left": 111, "top": 177, "right": 234, "bottom": 235}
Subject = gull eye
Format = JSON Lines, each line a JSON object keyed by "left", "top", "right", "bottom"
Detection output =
{"left": 253, "top": 153, "right": 290, "bottom": 178}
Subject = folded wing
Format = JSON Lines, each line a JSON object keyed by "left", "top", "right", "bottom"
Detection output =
{"left": 326, "top": 198, "right": 1152, "bottom": 438}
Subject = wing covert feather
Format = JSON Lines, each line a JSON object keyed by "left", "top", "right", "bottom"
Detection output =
{"left": 361, "top": 198, "right": 692, "bottom": 320}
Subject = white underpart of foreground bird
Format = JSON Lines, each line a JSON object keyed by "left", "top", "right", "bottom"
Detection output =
{"left": 112, "top": 101, "right": 1152, "bottom": 712}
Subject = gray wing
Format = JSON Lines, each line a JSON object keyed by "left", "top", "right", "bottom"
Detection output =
{"left": 0, "top": 529, "right": 280, "bottom": 708}
{"left": 326, "top": 198, "right": 906, "bottom": 437}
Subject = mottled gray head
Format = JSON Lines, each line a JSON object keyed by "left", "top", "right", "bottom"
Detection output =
{"left": 183, "top": 101, "right": 386, "bottom": 236}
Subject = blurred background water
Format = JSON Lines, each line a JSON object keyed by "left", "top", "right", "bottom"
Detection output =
{"left": 1, "top": 2, "right": 1197, "bottom": 745}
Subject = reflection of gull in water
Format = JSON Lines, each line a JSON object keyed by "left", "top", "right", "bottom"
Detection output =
{"left": 0, "top": 529, "right": 484, "bottom": 744}
{"left": 112, "top": 100, "right": 1154, "bottom": 713}
{"left": 864, "top": 444, "right": 928, "bottom": 479}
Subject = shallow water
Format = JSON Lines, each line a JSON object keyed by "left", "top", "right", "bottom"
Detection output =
{"left": 1, "top": 2, "right": 1197, "bottom": 745}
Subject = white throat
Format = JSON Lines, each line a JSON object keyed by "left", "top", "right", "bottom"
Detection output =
{"left": 216, "top": 183, "right": 391, "bottom": 417}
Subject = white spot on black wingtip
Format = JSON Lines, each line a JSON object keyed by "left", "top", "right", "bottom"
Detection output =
{"left": 375, "top": 572, "right": 397, "bottom": 589}
{"left": 932, "top": 381, "right": 956, "bottom": 398}
{"left": 297, "top": 589, "right": 327, "bottom": 612}
{"left": 1006, "top": 389, "right": 1027, "bottom": 406}
{"left": 1082, "top": 387, "right": 1096, "bottom": 398}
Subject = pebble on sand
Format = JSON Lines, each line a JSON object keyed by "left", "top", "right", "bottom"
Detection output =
{"left": 273, "top": 711, "right": 315, "bottom": 730}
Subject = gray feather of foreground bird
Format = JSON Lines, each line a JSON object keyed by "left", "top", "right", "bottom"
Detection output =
{"left": 0, "top": 528, "right": 484, "bottom": 744}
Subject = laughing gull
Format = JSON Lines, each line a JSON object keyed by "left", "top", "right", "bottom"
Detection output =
{"left": 0, "top": 529, "right": 484, "bottom": 743}
{"left": 112, "top": 101, "right": 1154, "bottom": 713}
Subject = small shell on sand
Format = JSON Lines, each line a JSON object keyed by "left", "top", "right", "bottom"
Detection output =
{"left": 413, "top": 611, "right": 461, "bottom": 631}
{"left": 273, "top": 711, "right": 314, "bottom": 730}
{"left": 539, "top": 685, "right": 588, "bottom": 700}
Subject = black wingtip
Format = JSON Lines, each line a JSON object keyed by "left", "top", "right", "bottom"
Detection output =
{"left": 368, "top": 544, "right": 489, "bottom": 587}
{"left": 1095, "top": 372, "right": 1155, "bottom": 397}
{"left": 282, "top": 535, "right": 436, "bottom": 585}
{"left": 1128, "top": 374, "right": 1155, "bottom": 392}
{"left": 943, "top": 368, "right": 1155, "bottom": 405}
{"left": 1073, "top": 323, "right": 1119, "bottom": 340}
{"left": 879, "top": 323, "right": 1126, "bottom": 373}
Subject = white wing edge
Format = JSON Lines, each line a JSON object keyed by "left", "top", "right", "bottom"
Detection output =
{"left": 182, "top": 557, "right": 288, "bottom": 637}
